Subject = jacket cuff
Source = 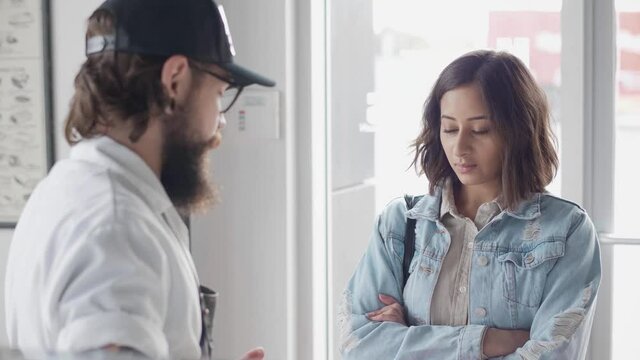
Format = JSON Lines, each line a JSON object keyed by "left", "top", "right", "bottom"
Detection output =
{"left": 459, "top": 324, "right": 487, "bottom": 360}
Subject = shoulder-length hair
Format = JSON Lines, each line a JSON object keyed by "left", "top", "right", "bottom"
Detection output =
{"left": 411, "top": 50, "right": 558, "bottom": 209}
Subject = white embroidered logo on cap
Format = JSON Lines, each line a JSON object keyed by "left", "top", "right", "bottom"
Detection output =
{"left": 217, "top": 5, "right": 236, "bottom": 56}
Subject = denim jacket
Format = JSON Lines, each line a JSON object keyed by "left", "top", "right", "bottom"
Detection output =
{"left": 339, "top": 188, "right": 601, "bottom": 360}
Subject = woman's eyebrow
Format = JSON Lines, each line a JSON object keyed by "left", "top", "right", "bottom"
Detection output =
{"left": 441, "top": 114, "right": 489, "bottom": 121}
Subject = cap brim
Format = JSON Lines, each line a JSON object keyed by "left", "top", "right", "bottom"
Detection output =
{"left": 221, "top": 63, "right": 276, "bottom": 87}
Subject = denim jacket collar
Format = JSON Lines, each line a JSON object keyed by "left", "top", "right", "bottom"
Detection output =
{"left": 504, "top": 193, "right": 542, "bottom": 220}
{"left": 440, "top": 179, "right": 503, "bottom": 220}
{"left": 406, "top": 186, "right": 542, "bottom": 221}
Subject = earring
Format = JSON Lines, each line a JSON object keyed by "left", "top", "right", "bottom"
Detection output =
{"left": 166, "top": 98, "right": 176, "bottom": 114}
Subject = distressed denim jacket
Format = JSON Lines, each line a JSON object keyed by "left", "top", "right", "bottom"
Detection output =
{"left": 339, "top": 188, "right": 601, "bottom": 360}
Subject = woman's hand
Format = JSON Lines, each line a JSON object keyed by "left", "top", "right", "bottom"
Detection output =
{"left": 366, "top": 294, "right": 407, "bottom": 326}
{"left": 482, "top": 328, "right": 530, "bottom": 357}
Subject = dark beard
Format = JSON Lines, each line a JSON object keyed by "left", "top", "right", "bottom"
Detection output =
{"left": 160, "top": 111, "right": 218, "bottom": 215}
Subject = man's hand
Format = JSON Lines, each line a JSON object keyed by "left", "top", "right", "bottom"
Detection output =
{"left": 240, "top": 347, "right": 265, "bottom": 360}
{"left": 482, "top": 328, "right": 530, "bottom": 357}
{"left": 366, "top": 294, "right": 407, "bottom": 326}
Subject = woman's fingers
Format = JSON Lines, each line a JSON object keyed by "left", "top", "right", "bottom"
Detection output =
{"left": 370, "top": 294, "right": 402, "bottom": 314}
{"left": 372, "top": 314, "right": 403, "bottom": 323}
{"left": 366, "top": 305, "right": 392, "bottom": 319}
{"left": 367, "top": 304, "right": 406, "bottom": 325}
{"left": 378, "top": 293, "right": 400, "bottom": 305}
{"left": 367, "top": 307, "right": 392, "bottom": 317}
{"left": 368, "top": 312, "right": 405, "bottom": 324}
{"left": 366, "top": 295, "right": 407, "bottom": 325}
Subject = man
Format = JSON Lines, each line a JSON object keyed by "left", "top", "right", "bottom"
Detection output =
{"left": 4, "top": 0, "right": 273, "bottom": 359}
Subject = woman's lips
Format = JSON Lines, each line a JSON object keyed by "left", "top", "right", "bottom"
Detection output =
{"left": 456, "top": 164, "right": 477, "bottom": 174}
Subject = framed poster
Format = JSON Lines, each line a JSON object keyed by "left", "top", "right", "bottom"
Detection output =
{"left": 0, "top": 0, "right": 53, "bottom": 227}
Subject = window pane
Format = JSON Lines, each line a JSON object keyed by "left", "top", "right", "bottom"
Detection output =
{"left": 611, "top": 2, "right": 640, "bottom": 360}
{"left": 614, "top": 1, "right": 640, "bottom": 236}
{"left": 612, "top": 244, "right": 640, "bottom": 359}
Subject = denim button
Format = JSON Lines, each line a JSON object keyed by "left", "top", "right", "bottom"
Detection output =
{"left": 525, "top": 253, "right": 535, "bottom": 264}
{"left": 477, "top": 256, "right": 489, "bottom": 266}
{"left": 459, "top": 286, "right": 467, "bottom": 294}
{"left": 467, "top": 241, "right": 474, "bottom": 249}
{"left": 474, "top": 307, "right": 487, "bottom": 318}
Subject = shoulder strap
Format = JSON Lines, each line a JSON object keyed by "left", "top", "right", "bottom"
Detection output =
{"left": 402, "top": 195, "right": 419, "bottom": 288}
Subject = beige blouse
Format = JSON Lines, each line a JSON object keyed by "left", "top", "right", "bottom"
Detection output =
{"left": 430, "top": 180, "right": 503, "bottom": 326}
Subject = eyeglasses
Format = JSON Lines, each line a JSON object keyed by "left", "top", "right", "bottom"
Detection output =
{"left": 189, "top": 61, "right": 244, "bottom": 114}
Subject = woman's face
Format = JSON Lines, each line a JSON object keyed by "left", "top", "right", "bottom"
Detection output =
{"left": 439, "top": 83, "right": 504, "bottom": 191}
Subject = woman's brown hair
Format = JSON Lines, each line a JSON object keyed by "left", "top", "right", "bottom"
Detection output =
{"left": 411, "top": 50, "right": 558, "bottom": 209}
{"left": 64, "top": 9, "right": 171, "bottom": 144}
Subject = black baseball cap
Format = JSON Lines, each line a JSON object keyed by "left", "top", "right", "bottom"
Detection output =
{"left": 86, "top": 0, "right": 275, "bottom": 87}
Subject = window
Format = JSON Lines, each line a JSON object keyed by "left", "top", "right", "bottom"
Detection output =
{"left": 328, "top": 1, "right": 563, "bottom": 358}
{"left": 610, "top": 1, "right": 640, "bottom": 358}
{"left": 613, "top": 1, "right": 640, "bottom": 236}
{"left": 322, "top": 1, "right": 639, "bottom": 358}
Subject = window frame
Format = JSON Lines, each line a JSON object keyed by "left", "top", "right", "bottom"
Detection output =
{"left": 562, "top": 0, "right": 639, "bottom": 359}
{"left": 311, "top": 0, "right": 629, "bottom": 358}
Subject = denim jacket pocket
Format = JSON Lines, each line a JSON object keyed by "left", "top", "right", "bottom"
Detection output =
{"left": 387, "top": 234, "right": 422, "bottom": 275}
{"left": 497, "top": 239, "right": 565, "bottom": 308}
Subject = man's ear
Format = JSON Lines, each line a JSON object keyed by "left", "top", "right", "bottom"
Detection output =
{"left": 161, "top": 55, "right": 191, "bottom": 110}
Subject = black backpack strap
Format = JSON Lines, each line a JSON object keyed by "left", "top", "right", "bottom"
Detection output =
{"left": 402, "top": 195, "right": 418, "bottom": 287}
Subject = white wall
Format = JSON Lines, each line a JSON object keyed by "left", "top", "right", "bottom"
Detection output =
{"left": 189, "top": 0, "right": 297, "bottom": 359}
{"left": 0, "top": 231, "right": 12, "bottom": 346}
{"left": 51, "top": 0, "right": 101, "bottom": 161}
{"left": 329, "top": 185, "right": 375, "bottom": 360}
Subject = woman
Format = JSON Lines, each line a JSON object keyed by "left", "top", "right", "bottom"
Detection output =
{"left": 339, "top": 50, "right": 601, "bottom": 359}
